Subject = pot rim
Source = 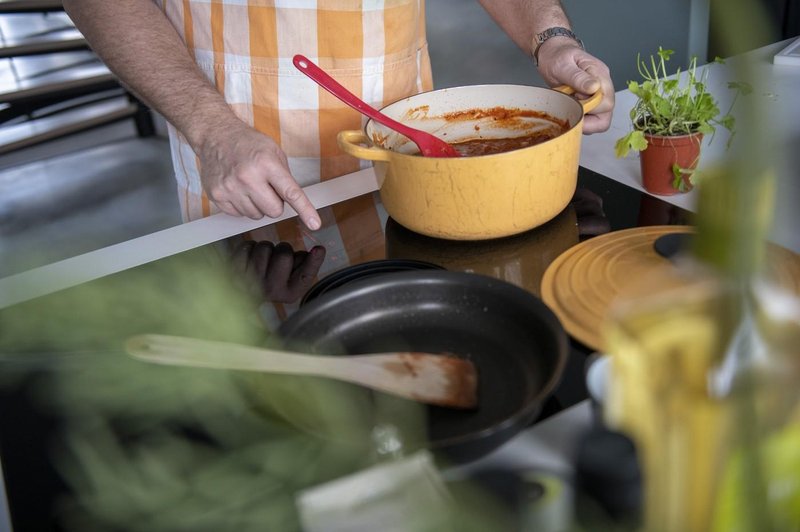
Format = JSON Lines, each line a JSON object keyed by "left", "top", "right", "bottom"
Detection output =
{"left": 365, "top": 83, "right": 587, "bottom": 159}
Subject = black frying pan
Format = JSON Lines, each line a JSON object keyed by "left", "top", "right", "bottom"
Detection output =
{"left": 278, "top": 270, "right": 568, "bottom": 463}
{"left": 299, "top": 258, "right": 444, "bottom": 306}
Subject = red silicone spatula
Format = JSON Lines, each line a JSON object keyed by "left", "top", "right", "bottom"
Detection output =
{"left": 293, "top": 54, "right": 460, "bottom": 158}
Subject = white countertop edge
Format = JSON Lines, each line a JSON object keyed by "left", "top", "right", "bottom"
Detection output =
{"left": 0, "top": 167, "right": 380, "bottom": 309}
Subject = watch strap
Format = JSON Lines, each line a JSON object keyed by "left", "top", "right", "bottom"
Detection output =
{"left": 533, "top": 27, "right": 585, "bottom": 66}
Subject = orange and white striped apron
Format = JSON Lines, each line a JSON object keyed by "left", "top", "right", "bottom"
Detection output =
{"left": 157, "top": 1, "right": 433, "bottom": 323}
{"left": 156, "top": 0, "right": 433, "bottom": 220}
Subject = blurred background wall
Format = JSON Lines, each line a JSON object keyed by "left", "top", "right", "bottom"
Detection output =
{"left": 427, "top": 0, "right": 799, "bottom": 90}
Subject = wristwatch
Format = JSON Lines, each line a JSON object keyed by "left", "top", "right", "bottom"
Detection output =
{"left": 533, "top": 27, "right": 584, "bottom": 66}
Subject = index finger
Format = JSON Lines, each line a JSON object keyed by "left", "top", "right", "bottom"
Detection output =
{"left": 278, "top": 181, "right": 321, "bottom": 231}
{"left": 582, "top": 112, "right": 613, "bottom": 134}
{"left": 249, "top": 169, "right": 322, "bottom": 230}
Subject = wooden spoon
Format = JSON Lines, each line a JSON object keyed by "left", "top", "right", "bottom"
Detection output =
{"left": 293, "top": 54, "right": 460, "bottom": 158}
{"left": 126, "top": 334, "right": 478, "bottom": 409}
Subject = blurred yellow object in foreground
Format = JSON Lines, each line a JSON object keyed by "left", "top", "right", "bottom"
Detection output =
{"left": 712, "top": 419, "right": 800, "bottom": 532}
{"left": 604, "top": 253, "right": 800, "bottom": 532}
{"left": 604, "top": 157, "right": 800, "bottom": 531}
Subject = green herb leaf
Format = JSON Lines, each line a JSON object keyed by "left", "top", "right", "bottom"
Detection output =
{"left": 657, "top": 47, "right": 674, "bottom": 61}
{"left": 719, "top": 115, "right": 736, "bottom": 131}
{"left": 672, "top": 164, "right": 684, "bottom": 190}
{"left": 615, "top": 130, "right": 648, "bottom": 158}
{"left": 698, "top": 123, "right": 715, "bottom": 136}
{"left": 630, "top": 130, "right": 648, "bottom": 151}
{"left": 614, "top": 134, "right": 632, "bottom": 158}
{"left": 662, "top": 79, "right": 679, "bottom": 93}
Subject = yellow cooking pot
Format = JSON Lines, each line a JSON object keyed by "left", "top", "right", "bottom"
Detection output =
{"left": 338, "top": 84, "right": 602, "bottom": 240}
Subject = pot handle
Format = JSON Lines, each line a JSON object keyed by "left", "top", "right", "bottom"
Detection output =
{"left": 337, "top": 130, "right": 392, "bottom": 162}
{"left": 552, "top": 85, "right": 603, "bottom": 115}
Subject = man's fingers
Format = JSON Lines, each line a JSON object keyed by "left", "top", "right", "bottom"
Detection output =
{"left": 282, "top": 184, "right": 321, "bottom": 231}
{"left": 198, "top": 125, "right": 322, "bottom": 229}
{"left": 540, "top": 47, "right": 615, "bottom": 134}
{"left": 578, "top": 61, "right": 615, "bottom": 134}
{"left": 234, "top": 195, "right": 264, "bottom": 219}
{"left": 248, "top": 173, "right": 321, "bottom": 231}
{"left": 215, "top": 192, "right": 263, "bottom": 219}
{"left": 568, "top": 68, "right": 601, "bottom": 96}
{"left": 267, "top": 177, "right": 320, "bottom": 231}
{"left": 247, "top": 185, "right": 285, "bottom": 219}
{"left": 582, "top": 113, "right": 612, "bottom": 134}
{"left": 215, "top": 200, "right": 240, "bottom": 217}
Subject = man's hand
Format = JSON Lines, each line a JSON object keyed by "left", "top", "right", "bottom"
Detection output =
{"left": 536, "top": 39, "right": 615, "bottom": 134}
{"left": 62, "top": 0, "right": 322, "bottom": 231}
{"left": 196, "top": 121, "right": 321, "bottom": 230}
{"left": 475, "top": 0, "right": 615, "bottom": 133}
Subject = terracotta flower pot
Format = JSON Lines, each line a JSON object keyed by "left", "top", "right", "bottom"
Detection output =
{"left": 640, "top": 132, "right": 703, "bottom": 195}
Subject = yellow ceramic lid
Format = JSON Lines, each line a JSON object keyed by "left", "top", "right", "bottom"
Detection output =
{"left": 540, "top": 225, "right": 800, "bottom": 352}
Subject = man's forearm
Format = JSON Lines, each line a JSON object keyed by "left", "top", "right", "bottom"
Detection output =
{"left": 477, "top": 0, "right": 572, "bottom": 56}
{"left": 63, "top": 0, "right": 238, "bottom": 149}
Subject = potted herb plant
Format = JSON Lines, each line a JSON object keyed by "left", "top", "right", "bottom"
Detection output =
{"left": 614, "top": 47, "right": 750, "bottom": 195}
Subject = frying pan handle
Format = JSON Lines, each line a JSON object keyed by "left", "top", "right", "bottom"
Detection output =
{"left": 337, "top": 130, "right": 392, "bottom": 162}
{"left": 552, "top": 84, "right": 603, "bottom": 115}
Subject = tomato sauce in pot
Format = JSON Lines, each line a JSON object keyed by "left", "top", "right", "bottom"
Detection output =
{"left": 450, "top": 129, "right": 565, "bottom": 156}
{"left": 400, "top": 106, "right": 570, "bottom": 157}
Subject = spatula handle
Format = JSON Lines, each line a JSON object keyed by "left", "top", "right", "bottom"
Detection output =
{"left": 125, "top": 334, "right": 478, "bottom": 409}
{"left": 126, "top": 334, "right": 344, "bottom": 376}
{"left": 292, "top": 55, "right": 413, "bottom": 136}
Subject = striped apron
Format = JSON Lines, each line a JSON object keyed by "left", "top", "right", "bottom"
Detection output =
{"left": 157, "top": 0, "right": 434, "bottom": 322}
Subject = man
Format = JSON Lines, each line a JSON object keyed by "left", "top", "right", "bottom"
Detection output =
{"left": 63, "top": 0, "right": 614, "bottom": 231}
